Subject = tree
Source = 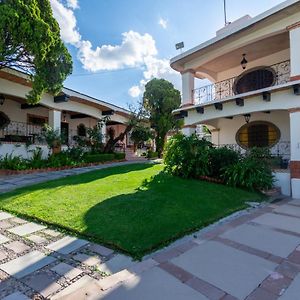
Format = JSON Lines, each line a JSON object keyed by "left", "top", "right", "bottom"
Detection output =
{"left": 143, "top": 78, "right": 181, "bottom": 157}
{"left": 0, "top": 0, "right": 73, "bottom": 104}
{"left": 130, "top": 125, "right": 153, "bottom": 151}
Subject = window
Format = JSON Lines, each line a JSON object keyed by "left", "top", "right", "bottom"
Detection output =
{"left": 233, "top": 67, "right": 276, "bottom": 95}
{"left": 236, "top": 121, "right": 280, "bottom": 149}
{"left": 27, "top": 114, "right": 47, "bottom": 126}
{"left": 77, "top": 123, "right": 86, "bottom": 137}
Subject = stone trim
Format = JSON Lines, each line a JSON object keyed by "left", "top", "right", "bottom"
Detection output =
{"left": 290, "top": 75, "right": 300, "bottom": 81}
{"left": 180, "top": 69, "right": 196, "bottom": 75}
{"left": 290, "top": 161, "right": 300, "bottom": 179}
{"left": 182, "top": 124, "right": 197, "bottom": 129}
{"left": 287, "top": 22, "right": 300, "bottom": 31}
{"left": 288, "top": 108, "right": 300, "bottom": 113}
{"left": 180, "top": 102, "right": 194, "bottom": 108}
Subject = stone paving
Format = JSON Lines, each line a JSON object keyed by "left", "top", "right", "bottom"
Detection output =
{"left": 0, "top": 199, "right": 299, "bottom": 299}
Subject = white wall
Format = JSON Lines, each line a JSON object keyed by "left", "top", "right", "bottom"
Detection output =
{"left": 0, "top": 144, "right": 50, "bottom": 159}
{"left": 273, "top": 171, "right": 291, "bottom": 196}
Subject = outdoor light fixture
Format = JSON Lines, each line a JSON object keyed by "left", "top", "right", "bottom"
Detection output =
{"left": 175, "top": 42, "right": 184, "bottom": 53}
{"left": 0, "top": 94, "right": 5, "bottom": 105}
{"left": 241, "top": 54, "right": 248, "bottom": 70}
{"left": 244, "top": 114, "right": 251, "bottom": 123}
{"left": 62, "top": 112, "right": 67, "bottom": 122}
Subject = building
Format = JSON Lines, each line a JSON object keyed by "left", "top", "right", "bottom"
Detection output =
{"left": 0, "top": 68, "right": 132, "bottom": 158}
{"left": 170, "top": 0, "right": 300, "bottom": 198}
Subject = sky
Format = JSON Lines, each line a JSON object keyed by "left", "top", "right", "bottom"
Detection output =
{"left": 50, "top": 0, "right": 284, "bottom": 109}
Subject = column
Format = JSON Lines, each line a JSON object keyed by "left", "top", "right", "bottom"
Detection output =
{"left": 181, "top": 70, "right": 195, "bottom": 107}
{"left": 289, "top": 108, "right": 300, "bottom": 199}
{"left": 181, "top": 125, "right": 196, "bottom": 137}
{"left": 48, "top": 110, "right": 61, "bottom": 133}
{"left": 101, "top": 122, "right": 107, "bottom": 144}
{"left": 288, "top": 22, "right": 300, "bottom": 81}
{"left": 210, "top": 129, "right": 220, "bottom": 145}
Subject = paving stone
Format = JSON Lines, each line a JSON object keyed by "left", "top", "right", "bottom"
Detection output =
{"left": 0, "top": 212, "right": 13, "bottom": 221}
{"left": 46, "top": 236, "right": 89, "bottom": 254}
{"left": 159, "top": 262, "right": 193, "bottom": 283}
{"left": 26, "top": 234, "right": 47, "bottom": 244}
{"left": 88, "top": 243, "right": 114, "bottom": 256}
{"left": 0, "top": 250, "right": 8, "bottom": 260}
{"left": 221, "top": 224, "right": 300, "bottom": 258}
{"left": 51, "top": 262, "right": 83, "bottom": 280}
{"left": 98, "top": 254, "right": 135, "bottom": 274}
{"left": 274, "top": 204, "right": 300, "bottom": 218}
{"left": 276, "top": 261, "right": 300, "bottom": 279}
{"left": 287, "top": 249, "right": 300, "bottom": 264}
{"left": 5, "top": 241, "right": 30, "bottom": 254}
{"left": 51, "top": 275, "right": 103, "bottom": 300}
{"left": 43, "top": 229, "right": 61, "bottom": 237}
{"left": 10, "top": 217, "right": 28, "bottom": 224}
{"left": 99, "top": 267, "right": 206, "bottom": 300}
{"left": 0, "top": 234, "right": 10, "bottom": 244}
{"left": 171, "top": 241, "right": 277, "bottom": 299}
{"left": 252, "top": 213, "right": 300, "bottom": 234}
{"left": 21, "top": 271, "right": 61, "bottom": 298}
{"left": 8, "top": 222, "right": 46, "bottom": 236}
{"left": 0, "top": 250, "right": 56, "bottom": 279}
{"left": 279, "top": 273, "right": 300, "bottom": 299}
{"left": 128, "top": 258, "right": 158, "bottom": 275}
{"left": 246, "top": 287, "right": 278, "bottom": 300}
{"left": 2, "top": 292, "right": 31, "bottom": 300}
{"left": 288, "top": 200, "right": 300, "bottom": 206}
{"left": 73, "top": 253, "right": 102, "bottom": 266}
{"left": 260, "top": 272, "right": 292, "bottom": 296}
{"left": 0, "top": 220, "right": 13, "bottom": 229}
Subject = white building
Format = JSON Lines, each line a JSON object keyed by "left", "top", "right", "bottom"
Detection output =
{"left": 0, "top": 68, "right": 132, "bottom": 158}
{"left": 170, "top": 0, "right": 300, "bottom": 198}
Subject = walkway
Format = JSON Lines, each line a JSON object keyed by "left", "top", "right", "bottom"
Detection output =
{"left": 0, "top": 160, "right": 147, "bottom": 194}
{"left": 0, "top": 199, "right": 299, "bottom": 299}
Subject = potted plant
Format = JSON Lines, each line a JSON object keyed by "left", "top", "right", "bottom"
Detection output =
{"left": 39, "top": 124, "right": 63, "bottom": 154}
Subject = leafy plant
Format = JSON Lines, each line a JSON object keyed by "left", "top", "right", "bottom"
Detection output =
{"left": 0, "top": 153, "right": 28, "bottom": 170}
{"left": 147, "top": 150, "right": 158, "bottom": 159}
{"left": 114, "top": 152, "right": 126, "bottom": 160}
{"left": 84, "top": 153, "right": 115, "bottom": 163}
{"left": 0, "top": 112, "right": 10, "bottom": 130}
{"left": 39, "top": 124, "right": 64, "bottom": 150}
{"left": 131, "top": 126, "right": 153, "bottom": 150}
{"left": 28, "top": 147, "right": 45, "bottom": 169}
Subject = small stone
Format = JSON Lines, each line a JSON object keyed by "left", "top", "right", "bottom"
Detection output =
{"left": 5, "top": 241, "right": 30, "bottom": 254}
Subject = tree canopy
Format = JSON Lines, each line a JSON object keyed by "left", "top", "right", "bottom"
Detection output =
{"left": 0, "top": 0, "right": 73, "bottom": 104}
{"left": 143, "top": 78, "right": 181, "bottom": 156}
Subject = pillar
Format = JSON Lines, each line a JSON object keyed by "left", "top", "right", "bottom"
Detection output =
{"left": 210, "top": 129, "right": 220, "bottom": 145}
{"left": 181, "top": 70, "right": 195, "bottom": 107}
{"left": 288, "top": 22, "right": 300, "bottom": 81}
{"left": 101, "top": 122, "right": 107, "bottom": 144}
{"left": 289, "top": 108, "right": 300, "bottom": 199}
{"left": 181, "top": 125, "right": 196, "bottom": 137}
{"left": 48, "top": 110, "right": 61, "bottom": 133}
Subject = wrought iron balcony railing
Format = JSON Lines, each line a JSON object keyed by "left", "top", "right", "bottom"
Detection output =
{"left": 193, "top": 60, "right": 291, "bottom": 105}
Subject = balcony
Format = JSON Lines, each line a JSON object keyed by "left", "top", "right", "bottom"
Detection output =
{"left": 193, "top": 60, "right": 291, "bottom": 105}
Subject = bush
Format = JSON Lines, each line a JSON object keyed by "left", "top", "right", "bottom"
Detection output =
{"left": 222, "top": 157, "right": 274, "bottom": 191}
{"left": 209, "top": 147, "right": 240, "bottom": 179}
{"left": 147, "top": 150, "right": 158, "bottom": 159}
{"left": 114, "top": 152, "right": 126, "bottom": 160}
{"left": 84, "top": 153, "right": 115, "bottom": 163}
{"left": 0, "top": 154, "right": 28, "bottom": 170}
{"left": 28, "top": 147, "right": 46, "bottom": 169}
{"left": 164, "top": 134, "right": 212, "bottom": 178}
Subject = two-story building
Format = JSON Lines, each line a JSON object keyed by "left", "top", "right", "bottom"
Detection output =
{"left": 171, "top": 0, "right": 300, "bottom": 198}
{"left": 0, "top": 68, "right": 133, "bottom": 158}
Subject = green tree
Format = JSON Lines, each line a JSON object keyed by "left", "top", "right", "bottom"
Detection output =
{"left": 143, "top": 78, "right": 181, "bottom": 157}
{"left": 130, "top": 125, "right": 153, "bottom": 151}
{"left": 0, "top": 0, "right": 72, "bottom": 104}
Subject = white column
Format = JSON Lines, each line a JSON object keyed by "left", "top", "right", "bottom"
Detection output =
{"left": 290, "top": 109, "right": 300, "bottom": 199}
{"left": 211, "top": 129, "right": 220, "bottom": 145}
{"left": 181, "top": 126, "right": 196, "bottom": 137}
{"left": 289, "top": 25, "right": 300, "bottom": 79}
{"left": 48, "top": 110, "right": 61, "bottom": 133}
{"left": 181, "top": 70, "right": 195, "bottom": 106}
{"left": 101, "top": 123, "right": 107, "bottom": 143}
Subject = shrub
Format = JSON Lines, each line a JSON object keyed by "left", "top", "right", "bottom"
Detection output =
{"left": 28, "top": 147, "right": 46, "bottom": 169}
{"left": 209, "top": 147, "right": 240, "bottom": 179}
{"left": 222, "top": 157, "right": 274, "bottom": 191}
{"left": 164, "top": 134, "right": 212, "bottom": 178}
{"left": 114, "top": 152, "right": 126, "bottom": 160}
{"left": 147, "top": 150, "right": 158, "bottom": 159}
{"left": 0, "top": 154, "right": 28, "bottom": 170}
{"left": 84, "top": 153, "right": 115, "bottom": 163}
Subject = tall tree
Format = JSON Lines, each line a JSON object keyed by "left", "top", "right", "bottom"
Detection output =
{"left": 0, "top": 0, "right": 72, "bottom": 104}
{"left": 143, "top": 78, "right": 181, "bottom": 157}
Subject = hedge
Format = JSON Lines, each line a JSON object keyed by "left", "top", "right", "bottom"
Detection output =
{"left": 114, "top": 152, "right": 126, "bottom": 160}
{"left": 84, "top": 153, "right": 115, "bottom": 163}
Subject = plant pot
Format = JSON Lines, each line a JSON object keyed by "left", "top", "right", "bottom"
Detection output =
{"left": 52, "top": 145, "right": 61, "bottom": 154}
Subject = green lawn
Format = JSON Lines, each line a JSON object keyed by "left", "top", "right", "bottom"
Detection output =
{"left": 0, "top": 163, "right": 263, "bottom": 258}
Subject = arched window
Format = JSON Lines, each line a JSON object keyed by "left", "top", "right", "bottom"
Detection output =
{"left": 77, "top": 123, "right": 86, "bottom": 137}
{"left": 236, "top": 121, "right": 280, "bottom": 149}
{"left": 233, "top": 67, "right": 276, "bottom": 95}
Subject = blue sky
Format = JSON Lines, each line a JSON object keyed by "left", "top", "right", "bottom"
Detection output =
{"left": 50, "top": 0, "right": 284, "bottom": 108}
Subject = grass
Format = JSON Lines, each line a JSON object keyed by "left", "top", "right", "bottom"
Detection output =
{"left": 0, "top": 163, "right": 264, "bottom": 258}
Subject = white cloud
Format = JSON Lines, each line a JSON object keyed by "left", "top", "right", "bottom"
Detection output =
{"left": 50, "top": 0, "right": 81, "bottom": 45}
{"left": 77, "top": 31, "right": 157, "bottom": 72}
{"left": 158, "top": 18, "right": 168, "bottom": 29}
{"left": 128, "top": 85, "right": 142, "bottom": 98}
{"left": 66, "top": 0, "right": 79, "bottom": 9}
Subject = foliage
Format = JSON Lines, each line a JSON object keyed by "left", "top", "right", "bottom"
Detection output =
{"left": 86, "top": 123, "right": 105, "bottom": 153}
{"left": 28, "top": 147, "right": 45, "bottom": 169}
{"left": 0, "top": 163, "right": 263, "bottom": 258}
{"left": 0, "top": 0, "right": 72, "bottom": 104}
{"left": 143, "top": 78, "right": 181, "bottom": 157}
{"left": 84, "top": 153, "right": 115, "bottom": 163}
{"left": 209, "top": 147, "right": 240, "bottom": 179}
{"left": 222, "top": 157, "right": 274, "bottom": 191}
{"left": 164, "top": 134, "right": 212, "bottom": 178}
{"left": 130, "top": 125, "right": 153, "bottom": 148}
{"left": 114, "top": 152, "right": 126, "bottom": 160}
{"left": 0, "top": 153, "right": 28, "bottom": 170}
{"left": 0, "top": 112, "right": 10, "bottom": 130}
{"left": 38, "top": 124, "right": 64, "bottom": 150}
{"left": 147, "top": 150, "right": 158, "bottom": 159}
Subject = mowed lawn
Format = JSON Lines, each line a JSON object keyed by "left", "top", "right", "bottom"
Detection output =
{"left": 0, "top": 163, "right": 263, "bottom": 258}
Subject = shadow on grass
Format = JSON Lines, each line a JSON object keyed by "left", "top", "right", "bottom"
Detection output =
{"left": 0, "top": 163, "right": 154, "bottom": 200}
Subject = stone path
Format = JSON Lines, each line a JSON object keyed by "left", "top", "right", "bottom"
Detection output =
{"left": 0, "top": 199, "right": 299, "bottom": 299}
{"left": 0, "top": 160, "right": 148, "bottom": 194}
